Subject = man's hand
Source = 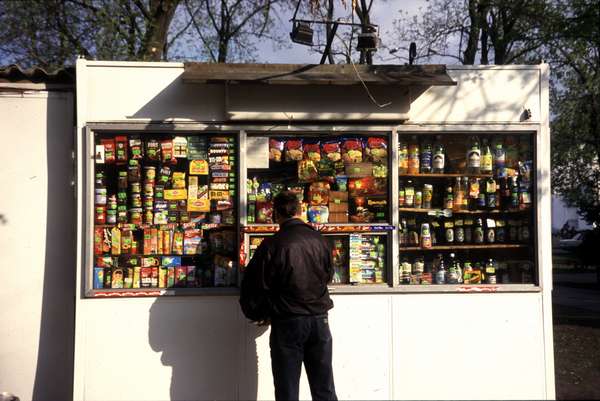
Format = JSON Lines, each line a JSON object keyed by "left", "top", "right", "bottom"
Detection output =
{"left": 254, "top": 319, "right": 271, "bottom": 327}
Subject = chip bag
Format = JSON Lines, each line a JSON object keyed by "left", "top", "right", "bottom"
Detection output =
{"left": 342, "top": 138, "right": 363, "bottom": 163}
{"left": 285, "top": 139, "right": 303, "bottom": 162}
{"left": 269, "top": 138, "right": 284, "bottom": 162}
{"left": 304, "top": 140, "right": 321, "bottom": 162}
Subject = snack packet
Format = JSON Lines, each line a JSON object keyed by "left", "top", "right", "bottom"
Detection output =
{"left": 285, "top": 139, "right": 303, "bottom": 162}
{"left": 115, "top": 136, "right": 128, "bottom": 164}
{"left": 365, "top": 137, "right": 388, "bottom": 162}
{"left": 298, "top": 160, "right": 319, "bottom": 183}
{"left": 342, "top": 138, "right": 363, "bottom": 163}
{"left": 322, "top": 141, "right": 342, "bottom": 162}
{"left": 304, "top": 140, "right": 321, "bottom": 162}
{"left": 129, "top": 137, "right": 143, "bottom": 160}
{"left": 145, "top": 139, "right": 160, "bottom": 161}
{"left": 269, "top": 138, "right": 284, "bottom": 162}
{"left": 308, "top": 206, "right": 330, "bottom": 224}
{"left": 101, "top": 139, "right": 116, "bottom": 164}
{"left": 161, "top": 140, "right": 177, "bottom": 164}
{"left": 308, "top": 182, "right": 331, "bottom": 205}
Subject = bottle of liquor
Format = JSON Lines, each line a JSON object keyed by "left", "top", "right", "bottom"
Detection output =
{"left": 461, "top": 177, "right": 469, "bottom": 210}
{"left": 432, "top": 136, "right": 445, "bottom": 173}
{"left": 485, "top": 259, "right": 497, "bottom": 284}
{"left": 447, "top": 253, "right": 460, "bottom": 284}
{"left": 454, "top": 219, "right": 465, "bottom": 244}
{"left": 474, "top": 218, "right": 484, "bottom": 244}
{"left": 510, "top": 176, "right": 520, "bottom": 209}
{"left": 435, "top": 254, "right": 447, "bottom": 284}
{"left": 420, "top": 140, "right": 433, "bottom": 173}
{"left": 485, "top": 177, "right": 497, "bottom": 210}
{"left": 444, "top": 218, "right": 455, "bottom": 244}
{"left": 466, "top": 136, "right": 481, "bottom": 174}
{"left": 444, "top": 181, "right": 454, "bottom": 210}
{"left": 468, "top": 177, "right": 481, "bottom": 210}
{"left": 399, "top": 141, "right": 409, "bottom": 174}
{"left": 499, "top": 177, "right": 510, "bottom": 210}
{"left": 400, "top": 257, "right": 411, "bottom": 284}
{"left": 408, "top": 136, "right": 420, "bottom": 174}
{"left": 494, "top": 138, "right": 506, "bottom": 177}
{"left": 481, "top": 138, "right": 493, "bottom": 174}
{"left": 472, "top": 261, "right": 483, "bottom": 284}
{"left": 486, "top": 219, "right": 496, "bottom": 243}
{"left": 453, "top": 177, "right": 464, "bottom": 212}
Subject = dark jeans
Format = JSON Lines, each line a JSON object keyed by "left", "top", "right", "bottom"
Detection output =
{"left": 270, "top": 314, "right": 337, "bottom": 401}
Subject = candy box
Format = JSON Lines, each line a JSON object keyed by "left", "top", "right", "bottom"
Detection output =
{"left": 175, "top": 266, "right": 188, "bottom": 287}
{"left": 173, "top": 136, "right": 188, "bottom": 158}
{"left": 308, "top": 182, "right": 330, "bottom": 206}
{"left": 151, "top": 267, "right": 159, "bottom": 287}
{"left": 328, "top": 191, "right": 349, "bottom": 213}
{"left": 187, "top": 266, "right": 197, "bottom": 287}
{"left": 133, "top": 266, "right": 141, "bottom": 288}
{"left": 162, "top": 256, "right": 182, "bottom": 267}
{"left": 123, "top": 267, "right": 134, "bottom": 288}
{"left": 308, "top": 206, "right": 329, "bottom": 224}
{"left": 93, "top": 268, "right": 104, "bottom": 289}
{"left": 366, "top": 196, "right": 388, "bottom": 223}
{"left": 111, "top": 268, "right": 124, "bottom": 289}
{"left": 142, "top": 256, "right": 160, "bottom": 267}
{"left": 349, "top": 196, "right": 374, "bottom": 223}
{"left": 345, "top": 162, "right": 373, "bottom": 178}
{"left": 158, "top": 267, "right": 168, "bottom": 288}
{"left": 328, "top": 212, "right": 348, "bottom": 223}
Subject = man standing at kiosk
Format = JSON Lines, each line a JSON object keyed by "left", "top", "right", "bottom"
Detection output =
{"left": 240, "top": 191, "right": 337, "bottom": 401}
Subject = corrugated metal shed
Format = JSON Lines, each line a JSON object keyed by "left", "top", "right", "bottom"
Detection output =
{"left": 0, "top": 64, "right": 75, "bottom": 84}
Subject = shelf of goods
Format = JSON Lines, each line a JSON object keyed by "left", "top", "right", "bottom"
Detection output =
{"left": 91, "top": 133, "right": 238, "bottom": 294}
{"left": 246, "top": 134, "right": 392, "bottom": 286}
{"left": 397, "top": 133, "right": 536, "bottom": 287}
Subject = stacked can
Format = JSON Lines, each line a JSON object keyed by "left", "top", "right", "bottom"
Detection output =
{"left": 144, "top": 166, "right": 156, "bottom": 224}
{"left": 208, "top": 137, "right": 236, "bottom": 224}
{"left": 115, "top": 169, "right": 128, "bottom": 223}
{"left": 128, "top": 159, "right": 142, "bottom": 225}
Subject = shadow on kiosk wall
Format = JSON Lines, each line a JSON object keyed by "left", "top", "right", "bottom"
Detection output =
{"left": 148, "top": 297, "right": 267, "bottom": 400}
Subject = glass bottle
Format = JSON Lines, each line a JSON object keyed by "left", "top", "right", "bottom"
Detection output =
{"left": 399, "top": 141, "right": 409, "bottom": 174}
{"left": 405, "top": 179, "right": 415, "bottom": 208}
{"left": 461, "top": 177, "right": 469, "bottom": 210}
{"left": 421, "top": 223, "right": 432, "bottom": 249}
{"left": 444, "top": 181, "right": 454, "bottom": 210}
{"left": 485, "top": 259, "right": 497, "bottom": 284}
{"left": 447, "top": 253, "right": 460, "bottom": 284}
{"left": 435, "top": 255, "right": 447, "bottom": 284}
{"left": 481, "top": 138, "right": 493, "bottom": 174}
{"left": 453, "top": 177, "right": 464, "bottom": 211}
{"left": 485, "top": 177, "right": 497, "bottom": 210}
{"left": 463, "top": 260, "right": 473, "bottom": 284}
{"left": 494, "top": 138, "right": 506, "bottom": 177}
{"left": 398, "top": 180, "right": 406, "bottom": 207}
{"left": 510, "top": 176, "right": 520, "bottom": 209}
{"left": 472, "top": 261, "right": 483, "bottom": 284}
{"left": 422, "top": 184, "right": 433, "bottom": 209}
{"left": 408, "top": 136, "right": 420, "bottom": 174}
{"left": 468, "top": 177, "right": 480, "bottom": 210}
{"left": 466, "top": 136, "right": 481, "bottom": 174}
{"left": 420, "top": 140, "right": 433, "bottom": 173}
{"left": 399, "top": 218, "right": 409, "bottom": 246}
{"left": 473, "top": 218, "right": 484, "bottom": 244}
{"left": 408, "top": 219, "right": 419, "bottom": 246}
{"left": 432, "top": 136, "right": 445, "bottom": 173}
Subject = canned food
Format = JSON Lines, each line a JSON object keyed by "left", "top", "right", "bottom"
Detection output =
{"left": 118, "top": 171, "right": 128, "bottom": 189}
{"left": 130, "top": 182, "right": 141, "bottom": 193}
{"left": 117, "top": 210, "right": 128, "bottom": 223}
{"left": 117, "top": 190, "right": 128, "bottom": 204}
{"left": 143, "top": 197, "right": 154, "bottom": 208}
{"left": 144, "top": 182, "right": 155, "bottom": 195}
{"left": 144, "top": 166, "right": 156, "bottom": 180}
{"left": 95, "top": 206, "right": 106, "bottom": 224}
{"left": 130, "top": 208, "right": 143, "bottom": 225}
{"left": 107, "top": 195, "right": 117, "bottom": 210}
{"left": 106, "top": 209, "right": 117, "bottom": 224}
{"left": 131, "top": 193, "right": 142, "bottom": 208}
{"left": 95, "top": 188, "right": 107, "bottom": 205}
{"left": 144, "top": 210, "right": 154, "bottom": 224}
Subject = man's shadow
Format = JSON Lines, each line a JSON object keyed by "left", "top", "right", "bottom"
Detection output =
{"left": 149, "top": 297, "right": 268, "bottom": 400}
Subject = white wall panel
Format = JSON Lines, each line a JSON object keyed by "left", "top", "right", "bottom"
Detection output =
{"left": 409, "top": 68, "right": 541, "bottom": 123}
{"left": 392, "top": 293, "right": 546, "bottom": 400}
{"left": 0, "top": 91, "right": 75, "bottom": 401}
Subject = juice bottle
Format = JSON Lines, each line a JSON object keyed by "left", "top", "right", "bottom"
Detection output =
{"left": 399, "top": 141, "right": 409, "bottom": 174}
{"left": 408, "top": 136, "right": 420, "bottom": 174}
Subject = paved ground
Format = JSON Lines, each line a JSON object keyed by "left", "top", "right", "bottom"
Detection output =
{"left": 552, "top": 270, "right": 600, "bottom": 400}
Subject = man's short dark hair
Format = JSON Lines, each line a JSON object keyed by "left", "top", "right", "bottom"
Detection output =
{"left": 273, "top": 191, "right": 301, "bottom": 219}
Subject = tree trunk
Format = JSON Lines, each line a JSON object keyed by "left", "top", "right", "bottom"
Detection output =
{"left": 325, "top": 0, "right": 335, "bottom": 64}
{"left": 463, "top": 0, "right": 481, "bottom": 64}
{"left": 140, "top": 0, "right": 180, "bottom": 61}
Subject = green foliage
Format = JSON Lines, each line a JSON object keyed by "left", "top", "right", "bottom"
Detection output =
{"left": 549, "top": 0, "right": 600, "bottom": 227}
